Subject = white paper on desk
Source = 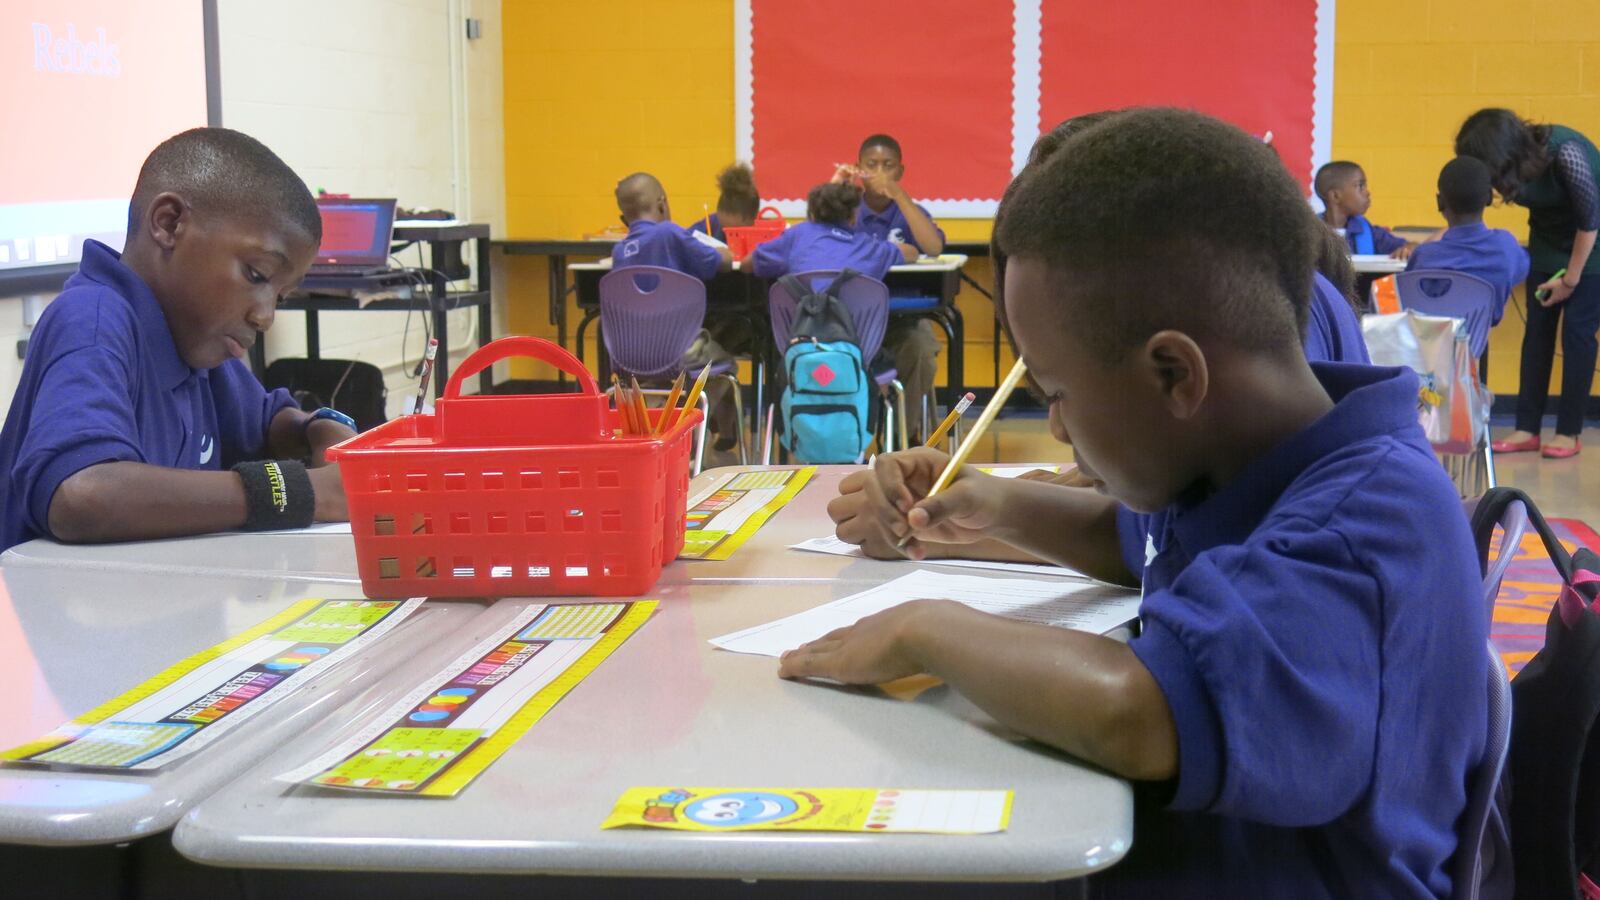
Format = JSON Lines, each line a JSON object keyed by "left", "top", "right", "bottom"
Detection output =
{"left": 689, "top": 229, "right": 728, "bottom": 249}
{"left": 790, "top": 534, "right": 1088, "bottom": 580}
{"left": 710, "top": 570, "right": 1140, "bottom": 658}
{"left": 251, "top": 522, "right": 354, "bottom": 536}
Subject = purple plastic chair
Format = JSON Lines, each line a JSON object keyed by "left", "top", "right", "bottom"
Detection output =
{"left": 764, "top": 270, "right": 906, "bottom": 462}
{"left": 599, "top": 265, "right": 746, "bottom": 470}
{"left": 1395, "top": 269, "right": 1499, "bottom": 494}
{"left": 1452, "top": 640, "right": 1513, "bottom": 900}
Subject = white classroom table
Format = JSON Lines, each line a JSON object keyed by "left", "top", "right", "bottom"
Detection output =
{"left": 1351, "top": 254, "right": 1407, "bottom": 274}
{"left": 173, "top": 580, "right": 1133, "bottom": 881}
{"left": 0, "top": 566, "right": 485, "bottom": 846}
{"left": 566, "top": 254, "right": 970, "bottom": 276}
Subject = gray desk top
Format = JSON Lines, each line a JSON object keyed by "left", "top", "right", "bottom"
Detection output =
{"left": 174, "top": 582, "right": 1132, "bottom": 880}
{"left": 0, "top": 566, "right": 485, "bottom": 846}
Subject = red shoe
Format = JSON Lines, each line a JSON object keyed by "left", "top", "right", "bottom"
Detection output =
{"left": 1542, "top": 440, "right": 1581, "bottom": 459}
{"left": 1490, "top": 435, "right": 1541, "bottom": 453}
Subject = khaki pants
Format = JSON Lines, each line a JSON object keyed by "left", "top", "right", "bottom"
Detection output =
{"left": 881, "top": 319, "right": 940, "bottom": 440}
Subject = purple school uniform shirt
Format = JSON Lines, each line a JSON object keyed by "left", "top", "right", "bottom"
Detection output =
{"left": 1305, "top": 272, "right": 1371, "bottom": 365}
{"left": 748, "top": 220, "right": 904, "bottom": 282}
{"left": 612, "top": 219, "right": 721, "bottom": 281}
{"left": 1342, "top": 214, "right": 1409, "bottom": 256}
{"left": 0, "top": 240, "right": 296, "bottom": 550}
{"left": 855, "top": 197, "right": 945, "bottom": 254}
{"left": 1099, "top": 362, "right": 1486, "bottom": 898}
{"left": 1405, "top": 222, "right": 1530, "bottom": 325}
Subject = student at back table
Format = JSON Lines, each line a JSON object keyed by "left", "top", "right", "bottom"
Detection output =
{"left": 747, "top": 182, "right": 915, "bottom": 283}
{"left": 1406, "top": 156, "right": 1531, "bottom": 327}
{"left": 790, "top": 108, "right": 1486, "bottom": 898}
{"left": 0, "top": 127, "right": 353, "bottom": 551}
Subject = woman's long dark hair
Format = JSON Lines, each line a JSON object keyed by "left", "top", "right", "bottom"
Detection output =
{"left": 1455, "top": 108, "right": 1552, "bottom": 202}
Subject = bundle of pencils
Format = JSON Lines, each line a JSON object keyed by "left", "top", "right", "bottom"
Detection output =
{"left": 612, "top": 363, "right": 713, "bottom": 437}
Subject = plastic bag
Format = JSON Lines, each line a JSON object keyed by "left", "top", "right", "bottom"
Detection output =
{"left": 1361, "top": 310, "right": 1491, "bottom": 453}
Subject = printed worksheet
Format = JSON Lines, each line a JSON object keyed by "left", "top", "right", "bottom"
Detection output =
{"left": 710, "top": 570, "right": 1140, "bottom": 658}
{"left": 977, "top": 465, "right": 1060, "bottom": 478}
{"left": 279, "top": 600, "right": 655, "bottom": 796}
{"left": 680, "top": 467, "right": 816, "bottom": 560}
{"left": 2, "top": 599, "right": 422, "bottom": 770}
{"left": 603, "top": 786, "right": 1012, "bottom": 834}
{"left": 790, "top": 535, "right": 1089, "bottom": 580}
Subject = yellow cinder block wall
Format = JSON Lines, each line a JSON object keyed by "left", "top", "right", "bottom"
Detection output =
{"left": 504, "top": 0, "right": 1600, "bottom": 397}
{"left": 1336, "top": 0, "right": 1600, "bottom": 397}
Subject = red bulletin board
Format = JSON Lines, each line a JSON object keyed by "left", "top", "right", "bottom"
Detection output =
{"left": 736, "top": 0, "right": 1333, "bottom": 218}
{"left": 1039, "top": 0, "right": 1320, "bottom": 191}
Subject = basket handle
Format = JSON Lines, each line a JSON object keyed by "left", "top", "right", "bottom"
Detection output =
{"left": 757, "top": 206, "right": 785, "bottom": 221}
{"left": 443, "top": 336, "right": 599, "bottom": 399}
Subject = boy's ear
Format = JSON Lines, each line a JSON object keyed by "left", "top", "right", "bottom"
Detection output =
{"left": 1143, "top": 330, "right": 1208, "bottom": 421}
{"left": 146, "top": 192, "right": 187, "bottom": 251}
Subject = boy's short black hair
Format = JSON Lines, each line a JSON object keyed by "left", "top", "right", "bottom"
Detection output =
{"left": 615, "top": 172, "right": 665, "bottom": 221}
{"left": 858, "top": 133, "right": 902, "bottom": 160}
{"left": 1437, "top": 156, "right": 1493, "bottom": 216}
{"left": 715, "top": 163, "right": 760, "bottom": 219}
{"left": 807, "top": 182, "right": 861, "bottom": 227}
{"left": 996, "top": 107, "right": 1315, "bottom": 363}
{"left": 1313, "top": 160, "right": 1362, "bottom": 203}
{"left": 127, "top": 127, "right": 320, "bottom": 243}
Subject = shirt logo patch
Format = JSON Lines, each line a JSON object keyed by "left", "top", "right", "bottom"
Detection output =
{"left": 887, "top": 227, "right": 906, "bottom": 244}
{"left": 1144, "top": 532, "right": 1157, "bottom": 568}
{"left": 199, "top": 435, "right": 214, "bottom": 465}
{"left": 622, "top": 239, "right": 640, "bottom": 259}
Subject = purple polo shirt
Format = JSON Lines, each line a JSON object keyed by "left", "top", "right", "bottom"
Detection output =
{"left": 855, "top": 197, "right": 945, "bottom": 254}
{"left": 1305, "top": 272, "right": 1372, "bottom": 366}
{"left": 1343, "top": 214, "right": 1409, "bottom": 256}
{"left": 0, "top": 240, "right": 296, "bottom": 550}
{"left": 748, "top": 220, "right": 905, "bottom": 282}
{"left": 612, "top": 219, "right": 721, "bottom": 281}
{"left": 1099, "top": 362, "right": 1485, "bottom": 897}
{"left": 1406, "top": 222, "right": 1530, "bottom": 325}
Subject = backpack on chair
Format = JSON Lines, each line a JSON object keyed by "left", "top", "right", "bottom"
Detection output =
{"left": 262, "top": 358, "right": 388, "bottom": 432}
{"left": 777, "top": 270, "right": 872, "bottom": 464}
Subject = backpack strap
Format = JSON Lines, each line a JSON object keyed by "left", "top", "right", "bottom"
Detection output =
{"left": 1471, "top": 486, "right": 1574, "bottom": 582}
{"left": 778, "top": 274, "right": 813, "bottom": 307}
{"left": 821, "top": 268, "right": 860, "bottom": 301}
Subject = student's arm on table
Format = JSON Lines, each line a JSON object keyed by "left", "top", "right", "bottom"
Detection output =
{"left": 48, "top": 459, "right": 347, "bottom": 543}
{"left": 828, "top": 449, "right": 1134, "bottom": 584}
{"left": 266, "top": 406, "right": 356, "bottom": 468}
{"left": 778, "top": 586, "right": 1176, "bottom": 781}
{"left": 893, "top": 241, "right": 918, "bottom": 263}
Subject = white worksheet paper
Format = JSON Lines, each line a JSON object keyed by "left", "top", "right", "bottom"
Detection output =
{"left": 710, "top": 570, "right": 1141, "bottom": 658}
{"left": 790, "top": 534, "right": 1089, "bottom": 581}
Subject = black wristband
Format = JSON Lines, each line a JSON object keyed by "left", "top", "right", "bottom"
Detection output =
{"left": 233, "top": 460, "right": 316, "bottom": 531}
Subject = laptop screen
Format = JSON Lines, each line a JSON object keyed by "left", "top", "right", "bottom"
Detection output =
{"left": 314, "top": 198, "right": 397, "bottom": 266}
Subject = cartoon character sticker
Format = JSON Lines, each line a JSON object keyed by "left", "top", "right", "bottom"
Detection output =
{"left": 632, "top": 788, "right": 821, "bottom": 829}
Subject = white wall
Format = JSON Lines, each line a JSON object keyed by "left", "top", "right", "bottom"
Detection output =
{"left": 0, "top": 0, "right": 506, "bottom": 417}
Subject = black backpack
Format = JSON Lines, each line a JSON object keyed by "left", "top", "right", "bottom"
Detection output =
{"left": 1471, "top": 487, "right": 1600, "bottom": 899}
{"left": 262, "top": 358, "right": 388, "bottom": 432}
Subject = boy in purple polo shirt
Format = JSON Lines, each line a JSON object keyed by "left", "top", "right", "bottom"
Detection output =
{"left": 1316, "top": 160, "right": 1417, "bottom": 259}
{"left": 0, "top": 128, "right": 354, "bottom": 551}
{"left": 1406, "top": 156, "right": 1530, "bottom": 325}
{"left": 611, "top": 172, "right": 741, "bottom": 451}
{"left": 748, "top": 182, "right": 915, "bottom": 282}
{"left": 788, "top": 109, "right": 1486, "bottom": 898}
{"left": 833, "top": 134, "right": 946, "bottom": 441}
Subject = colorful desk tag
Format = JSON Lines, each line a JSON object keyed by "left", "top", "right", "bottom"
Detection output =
{"left": 1, "top": 598, "right": 422, "bottom": 771}
{"left": 680, "top": 466, "right": 815, "bottom": 560}
{"left": 602, "top": 787, "right": 1012, "bottom": 834}
{"left": 279, "top": 600, "right": 655, "bottom": 797}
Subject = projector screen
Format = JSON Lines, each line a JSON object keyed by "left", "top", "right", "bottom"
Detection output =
{"left": 0, "top": 1, "right": 216, "bottom": 290}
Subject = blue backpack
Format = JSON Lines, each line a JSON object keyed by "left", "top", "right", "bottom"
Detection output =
{"left": 778, "top": 271, "right": 872, "bottom": 463}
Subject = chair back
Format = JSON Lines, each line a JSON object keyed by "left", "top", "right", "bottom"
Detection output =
{"left": 768, "top": 270, "right": 892, "bottom": 362}
{"left": 1452, "top": 641, "right": 1513, "bottom": 900}
{"left": 1396, "top": 270, "right": 1498, "bottom": 359}
{"left": 599, "top": 266, "right": 708, "bottom": 379}
{"left": 1482, "top": 498, "right": 1528, "bottom": 623}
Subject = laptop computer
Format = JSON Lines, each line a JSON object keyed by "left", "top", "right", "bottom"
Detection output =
{"left": 307, "top": 198, "right": 398, "bottom": 277}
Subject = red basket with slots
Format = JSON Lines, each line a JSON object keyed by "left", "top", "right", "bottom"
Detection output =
{"left": 326, "top": 336, "right": 700, "bottom": 599}
{"left": 723, "top": 205, "right": 787, "bottom": 258}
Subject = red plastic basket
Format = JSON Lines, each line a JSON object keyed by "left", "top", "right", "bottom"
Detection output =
{"left": 326, "top": 337, "right": 700, "bottom": 599}
{"left": 724, "top": 205, "right": 787, "bottom": 258}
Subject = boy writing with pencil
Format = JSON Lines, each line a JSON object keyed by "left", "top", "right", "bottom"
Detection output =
{"left": 0, "top": 128, "right": 353, "bottom": 550}
{"left": 787, "top": 109, "right": 1486, "bottom": 896}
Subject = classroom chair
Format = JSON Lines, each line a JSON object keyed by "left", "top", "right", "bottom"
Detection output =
{"left": 599, "top": 266, "right": 748, "bottom": 472}
{"left": 887, "top": 285, "right": 964, "bottom": 410}
{"left": 1395, "top": 270, "right": 1499, "bottom": 495}
{"left": 1477, "top": 495, "right": 1528, "bottom": 623}
{"left": 1452, "top": 640, "right": 1514, "bottom": 900}
{"left": 763, "top": 271, "right": 907, "bottom": 463}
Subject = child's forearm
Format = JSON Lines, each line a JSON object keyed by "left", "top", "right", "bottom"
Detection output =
{"left": 48, "top": 461, "right": 249, "bottom": 542}
{"left": 903, "top": 601, "right": 1178, "bottom": 780}
{"left": 989, "top": 478, "right": 1137, "bottom": 586}
{"left": 894, "top": 194, "right": 944, "bottom": 255}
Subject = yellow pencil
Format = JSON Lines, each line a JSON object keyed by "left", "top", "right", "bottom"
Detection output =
{"left": 655, "top": 371, "right": 687, "bottom": 435}
{"left": 924, "top": 391, "right": 976, "bottom": 448}
{"left": 899, "top": 358, "right": 1029, "bottom": 548}
{"left": 629, "top": 376, "right": 651, "bottom": 438}
{"left": 611, "top": 374, "right": 633, "bottom": 435}
{"left": 673, "top": 363, "right": 713, "bottom": 430}
{"left": 703, "top": 204, "right": 713, "bottom": 237}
